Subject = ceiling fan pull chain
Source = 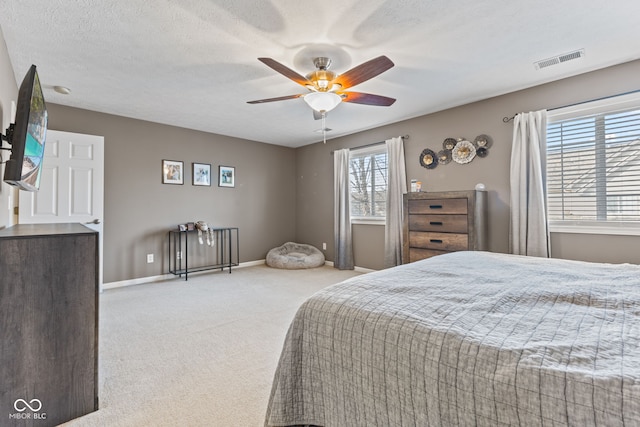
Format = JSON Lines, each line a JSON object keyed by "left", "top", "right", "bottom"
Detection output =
{"left": 322, "top": 112, "right": 327, "bottom": 144}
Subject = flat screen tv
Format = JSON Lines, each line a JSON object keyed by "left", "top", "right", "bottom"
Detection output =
{"left": 2, "top": 64, "right": 47, "bottom": 191}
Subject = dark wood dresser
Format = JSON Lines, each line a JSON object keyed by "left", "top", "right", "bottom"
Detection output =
{"left": 0, "top": 223, "right": 99, "bottom": 426}
{"left": 403, "top": 190, "right": 487, "bottom": 263}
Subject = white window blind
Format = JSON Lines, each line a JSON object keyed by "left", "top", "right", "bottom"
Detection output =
{"left": 547, "top": 92, "right": 640, "bottom": 232}
{"left": 349, "top": 145, "right": 387, "bottom": 221}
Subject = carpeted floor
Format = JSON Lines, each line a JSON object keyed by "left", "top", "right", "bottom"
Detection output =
{"left": 61, "top": 264, "right": 361, "bottom": 427}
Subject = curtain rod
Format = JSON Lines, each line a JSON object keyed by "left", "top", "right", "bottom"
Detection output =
{"left": 502, "top": 89, "right": 640, "bottom": 123}
{"left": 330, "top": 135, "right": 409, "bottom": 155}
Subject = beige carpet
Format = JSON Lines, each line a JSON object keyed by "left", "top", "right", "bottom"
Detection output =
{"left": 61, "top": 264, "right": 361, "bottom": 427}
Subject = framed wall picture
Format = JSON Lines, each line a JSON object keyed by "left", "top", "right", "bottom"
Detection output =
{"left": 192, "top": 162, "right": 211, "bottom": 186}
{"left": 218, "top": 165, "right": 235, "bottom": 188}
{"left": 162, "top": 160, "right": 184, "bottom": 185}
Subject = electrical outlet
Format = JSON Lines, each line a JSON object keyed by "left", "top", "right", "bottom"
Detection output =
{"left": 176, "top": 251, "right": 182, "bottom": 260}
{"left": 322, "top": 242, "right": 327, "bottom": 250}
{"left": 147, "top": 254, "right": 154, "bottom": 263}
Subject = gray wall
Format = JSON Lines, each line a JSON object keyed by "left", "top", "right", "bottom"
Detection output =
{"left": 3, "top": 24, "right": 640, "bottom": 279}
{"left": 0, "top": 29, "right": 18, "bottom": 228}
{"left": 296, "top": 59, "right": 640, "bottom": 270}
{"left": 47, "top": 105, "right": 297, "bottom": 283}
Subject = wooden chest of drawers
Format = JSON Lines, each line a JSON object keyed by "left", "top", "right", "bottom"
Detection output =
{"left": 0, "top": 224, "right": 99, "bottom": 426}
{"left": 403, "top": 190, "right": 487, "bottom": 263}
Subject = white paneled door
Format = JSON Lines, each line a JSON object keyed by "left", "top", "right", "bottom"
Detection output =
{"left": 19, "top": 130, "right": 105, "bottom": 288}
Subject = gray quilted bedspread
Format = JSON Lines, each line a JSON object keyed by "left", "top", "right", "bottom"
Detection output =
{"left": 264, "top": 251, "right": 640, "bottom": 426}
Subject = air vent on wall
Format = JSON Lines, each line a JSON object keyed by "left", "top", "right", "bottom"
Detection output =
{"left": 534, "top": 49, "right": 585, "bottom": 70}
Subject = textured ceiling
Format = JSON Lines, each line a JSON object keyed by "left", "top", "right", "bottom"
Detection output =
{"left": 1, "top": 0, "right": 640, "bottom": 147}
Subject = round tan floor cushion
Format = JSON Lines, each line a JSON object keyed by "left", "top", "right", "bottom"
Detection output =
{"left": 266, "top": 242, "right": 325, "bottom": 269}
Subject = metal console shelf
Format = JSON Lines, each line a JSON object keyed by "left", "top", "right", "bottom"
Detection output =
{"left": 168, "top": 227, "right": 239, "bottom": 280}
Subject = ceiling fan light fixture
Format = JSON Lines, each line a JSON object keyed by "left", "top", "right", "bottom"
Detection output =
{"left": 306, "top": 69, "right": 337, "bottom": 91}
{"left": 317, "top": 79, "right": 330, "bottom": 90}
{"left": 303, "top": 92, "right": 342, "bottom": 113}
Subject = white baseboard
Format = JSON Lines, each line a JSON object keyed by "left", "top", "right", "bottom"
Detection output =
{"left": 102, "top": 259, "right": 374, "bottom": 291}
{"left": 324, "top": 260, "right": 375, "bottom": 274}
{"left": 102, "top": 274, "right": 172, "bottom": 290}
{"left": 238, "top": 259, "right": 267, "bottom": 268}
{"left": 354, "top": 266, "right": 376, "bottom": 273}
{"left": 102, "top": 259, "right": 267, "bottom": 291}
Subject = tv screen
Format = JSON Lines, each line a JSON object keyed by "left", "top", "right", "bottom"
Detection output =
{"left": 3, "top": 64, "right": 48, "bottom": 191}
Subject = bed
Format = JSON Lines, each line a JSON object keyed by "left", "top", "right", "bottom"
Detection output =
{"left": 264, "top": 251, "right": 640, "bottom": 426}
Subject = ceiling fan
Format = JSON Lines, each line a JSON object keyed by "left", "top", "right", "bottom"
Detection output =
{"left": 247, "top": 55, "right": 396, "bottom": 119}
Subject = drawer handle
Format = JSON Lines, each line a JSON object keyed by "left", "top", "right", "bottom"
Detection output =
{"left": 429, "top": 221, "right": 443, "bottom": 226}
{"left": 430, "top": 239, "right": 443, "bottom": 244}
{"left": 429, "top": 204, "right": 443, "bottom": 209}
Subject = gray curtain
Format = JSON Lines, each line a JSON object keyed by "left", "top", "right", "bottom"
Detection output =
{"left": 384, "top": 136, "right": 407, "bottom": 267}
{"left": 509, "top": 110, "right": 551, "bottom": 257}
{"left": 334, "top": 148, "right": 354, "bottom": 270}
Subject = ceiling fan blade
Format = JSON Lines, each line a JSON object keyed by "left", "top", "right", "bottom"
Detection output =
{"left": 332, "top": 56, "right": 394, "bottom": 90}
{"left": 258, "top": 57, "right": 311, "bottom": 87}
{"left": 247, "top": 94, "right": 303, "bottom": 104}
{"left": 340, "top": 92, "right": 396, "bottom": 106}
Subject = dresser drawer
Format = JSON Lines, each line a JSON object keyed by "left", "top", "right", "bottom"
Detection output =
{"left": 408, "top": 198, "right": 468, "bottom": 214}
{"left": 409, "top": 214, "right": 468, "bottom": 233}
{"left": 409, "top": 231, "right": 469, "bottom": 251}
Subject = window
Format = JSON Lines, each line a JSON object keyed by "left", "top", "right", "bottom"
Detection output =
{"left": 349, "top": 145, "right": 387, "bottom": 222}
{"left": 547, "top": 92, "right": 640, "bottom": 234}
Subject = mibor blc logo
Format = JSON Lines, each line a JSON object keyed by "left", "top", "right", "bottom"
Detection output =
{"left": 9, "top": 398, "right": 47, "bottom": 420}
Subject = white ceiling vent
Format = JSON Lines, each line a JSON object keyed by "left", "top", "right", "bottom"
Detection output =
{"left": 535, "top": 49, "right": 585, "bottom": 70}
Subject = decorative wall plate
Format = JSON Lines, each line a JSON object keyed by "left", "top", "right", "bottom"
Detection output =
{"left": 476, "top": 147, "right": 489, "bottom": 158}
{"left": 474, "top": 134, "right": 493, "bottom": 149}
{"left": 452, "top": 140, "right": 476, "bottom": 164}
{"left": 419, "top": 148, "right": 438, "bottom": 169}
{"left": 443, "top": 138, "right": 457, "bottom": 150}
{"left": 437, "top": 149, "right": 452, "bottom": 165}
